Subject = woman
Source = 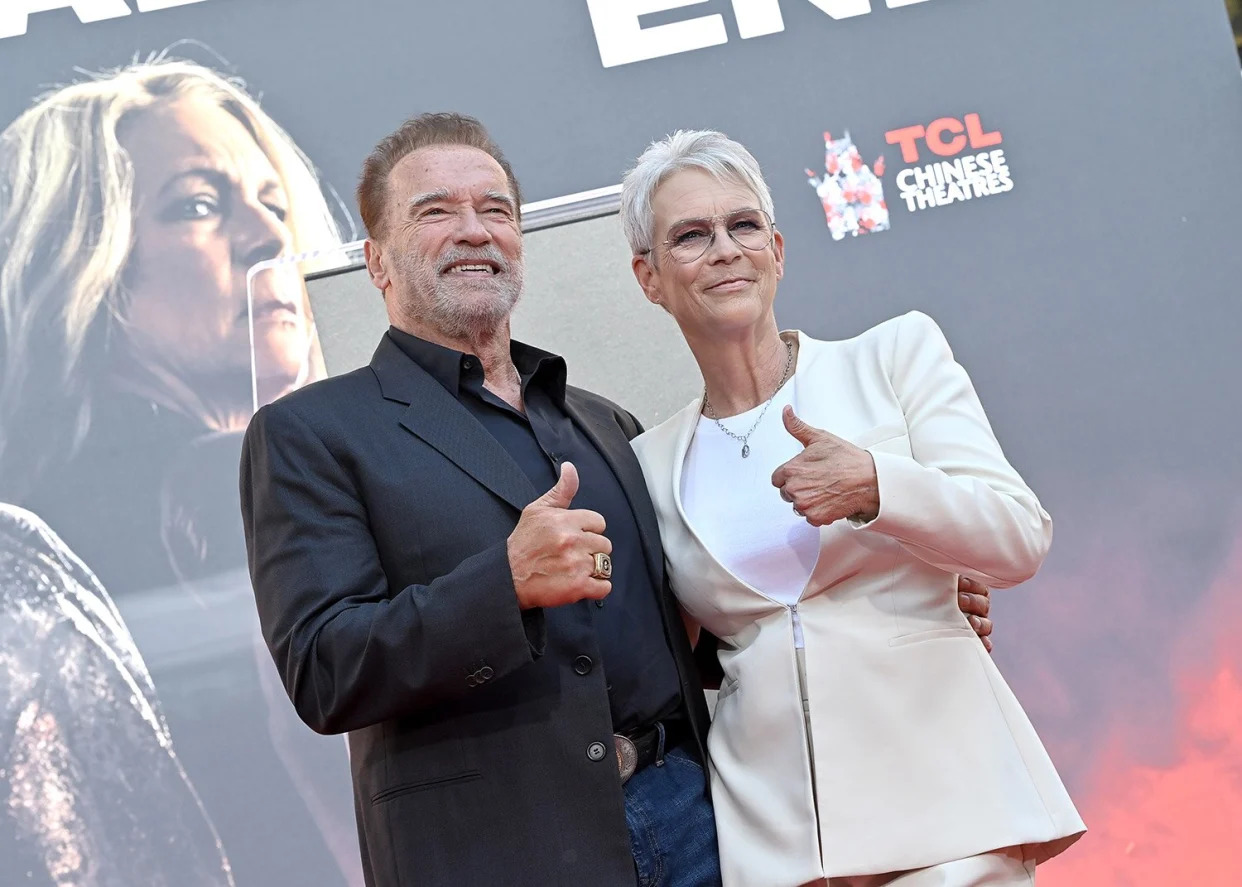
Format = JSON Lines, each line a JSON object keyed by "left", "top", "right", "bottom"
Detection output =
{"left": 0, "top": 58, "right": 341, "bottom": 593}
{"left": 0, "top": 60, "right": 360, "bottom": 886}
{"left": 623, "top": 131, "right": 1085, "bottom": 886}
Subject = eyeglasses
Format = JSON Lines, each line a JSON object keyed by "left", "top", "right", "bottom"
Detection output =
{"left": 645, "top": 208, "right": 775, "bottom": 264}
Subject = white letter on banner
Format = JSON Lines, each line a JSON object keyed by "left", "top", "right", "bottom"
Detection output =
{"left": 137, "top": 0, "right": 211, "bottom": 11}
{"left": 733, "top": 0, "right": 872, "bottom": 40}
{"left": 0, "top": 0, "right": 131, "bottom": 40}
{"left": 586, "top": 0, "right": 727, "bottom": 68}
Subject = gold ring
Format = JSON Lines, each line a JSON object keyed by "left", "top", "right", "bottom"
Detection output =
{"left": 590, "top": 552, "right": 613, "bottom": 580}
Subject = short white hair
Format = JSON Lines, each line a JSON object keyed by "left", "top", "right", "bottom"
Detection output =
{"left": 620, "top": 129, "right": 774, "bottom": 257}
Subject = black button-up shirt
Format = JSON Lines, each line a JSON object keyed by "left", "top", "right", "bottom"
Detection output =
{"left": 387, "top": 328, "right": 682, "bottom": 733}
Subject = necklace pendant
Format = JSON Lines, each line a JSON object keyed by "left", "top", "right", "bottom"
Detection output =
{"left": 741, "top": 443, "right": 750, "bottom": 458}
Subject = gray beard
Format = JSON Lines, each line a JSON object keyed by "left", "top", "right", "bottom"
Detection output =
{"left": 396, "top": 245, "right": 524, "bottom": 340}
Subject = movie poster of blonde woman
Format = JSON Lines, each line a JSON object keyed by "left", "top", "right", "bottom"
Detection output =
{"left": 0, "top": 54, "right": 360, "bottom": 886}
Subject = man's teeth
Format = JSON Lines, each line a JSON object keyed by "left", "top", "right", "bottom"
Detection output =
{"left": 446, "top": 264, "right": 495, "bottom": 274}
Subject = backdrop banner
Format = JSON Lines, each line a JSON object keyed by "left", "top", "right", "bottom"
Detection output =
{"left": 1, "top": 1, "right": 1240, "bottom": 884}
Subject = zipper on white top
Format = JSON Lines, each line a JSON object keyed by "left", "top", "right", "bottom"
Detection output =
{"left": 790, "top": 602, "right": 806, "bottom": 649}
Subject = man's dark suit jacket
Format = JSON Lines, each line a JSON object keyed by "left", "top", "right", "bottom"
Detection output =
{"left": 239, "top": 334, "right": 712, "bottom": 887}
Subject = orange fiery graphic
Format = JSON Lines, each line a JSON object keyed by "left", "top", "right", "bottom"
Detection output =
{"left": 1039, "top": 527, "right": 1242, "bottom": 885}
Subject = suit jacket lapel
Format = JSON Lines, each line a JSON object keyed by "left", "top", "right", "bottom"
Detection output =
{"left": 564, "top": 393, "right": 664, "bottom": 591}
{"left": 370, "top": 335, "right": 536, "bottom": 513}
{"left": 664, "top": 371, "right": 790, "bottom": 604}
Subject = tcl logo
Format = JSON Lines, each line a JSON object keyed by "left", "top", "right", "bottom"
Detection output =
{"left": 1, "top": 0, "right": 210, "bottom": 40}
{"left": 587, "top": 0, "right": 934, "bottom": 68}
{"left": 885, "top": 114, "right": 1002, "bottom": 163}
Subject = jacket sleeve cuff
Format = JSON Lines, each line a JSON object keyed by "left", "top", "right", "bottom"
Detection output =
{"left": 847, "top": 450, "right": 925, "bottom": 534}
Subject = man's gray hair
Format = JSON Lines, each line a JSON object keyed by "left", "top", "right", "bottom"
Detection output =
{"left": 620, "top": 129, "right": 774, "bottom": 258}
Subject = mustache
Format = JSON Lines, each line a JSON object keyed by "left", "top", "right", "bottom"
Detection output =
{"left": 436, "top": 245, "right": 512, "bottom": 274}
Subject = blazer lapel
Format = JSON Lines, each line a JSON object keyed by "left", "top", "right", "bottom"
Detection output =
{"left": 667, "top": 397, "right": 762, "bottom": 600}
{"left": 564, "top": 393, "right": 664, "bottom": 591}
{"left": 369, "top": 335, "right": 536, "bottom": 513}
{"left": 665, "top": 358, "right": 801, "bottom": 607}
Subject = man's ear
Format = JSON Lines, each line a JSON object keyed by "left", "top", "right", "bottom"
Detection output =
{"left": 364, "top": 239, "right": 389, "bottom": 295}
{"left": 631, "top": 253, "right": 664, "bottom": 307}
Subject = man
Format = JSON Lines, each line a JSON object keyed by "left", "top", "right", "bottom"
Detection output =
{"left": 239, "top": 113, "right": 995, "bottom": 887}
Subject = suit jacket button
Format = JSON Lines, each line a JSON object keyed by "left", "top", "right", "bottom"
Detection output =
{"left": 573, "top": 655, "right": 593, "bottom": 676}
{"left": 586, "top": 741, "right": 607, "bottom": 762}
{"left": 595, "top": 599, "right": 605, "bottom": 609}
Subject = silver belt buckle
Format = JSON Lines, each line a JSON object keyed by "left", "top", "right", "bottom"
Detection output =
{"left": 614, "top": 734, "right": 638, "bottom": 784}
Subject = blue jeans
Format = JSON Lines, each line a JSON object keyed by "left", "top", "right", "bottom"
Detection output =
{"left": 622, "top": 742, "right": 722, "bottom": 887}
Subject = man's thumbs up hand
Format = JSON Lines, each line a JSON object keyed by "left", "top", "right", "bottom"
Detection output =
{"left": 508, "top": 462, "right": 613, "bottom": 610}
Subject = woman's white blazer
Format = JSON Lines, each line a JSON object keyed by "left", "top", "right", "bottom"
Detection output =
{"left": 631, "top": 311, "right": 1085, "bottom": 885}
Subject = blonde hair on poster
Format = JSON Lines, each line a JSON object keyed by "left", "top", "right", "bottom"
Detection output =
{"left": 0, "top": 57, "right": 343, "bottom": 497}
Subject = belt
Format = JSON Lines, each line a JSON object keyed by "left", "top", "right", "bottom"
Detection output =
{"left": 613, "top": 718, "right": 691, "bottom": 785}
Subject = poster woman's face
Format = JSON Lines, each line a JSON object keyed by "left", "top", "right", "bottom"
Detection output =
{"left": 118, "top": 94, "right": 311, "bottom": 396}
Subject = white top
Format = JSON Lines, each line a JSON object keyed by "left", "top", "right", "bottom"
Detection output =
{"left": 679, "top": 379, "right": 819, "bottom": 622}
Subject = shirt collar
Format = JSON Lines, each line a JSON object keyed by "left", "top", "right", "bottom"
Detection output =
{"left": 386, "top": 326, "right": 567, "bottom": 404}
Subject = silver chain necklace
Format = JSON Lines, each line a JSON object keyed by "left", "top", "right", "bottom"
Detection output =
{"left": 702, "top": 339, "right": 794, "bottom": 459}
